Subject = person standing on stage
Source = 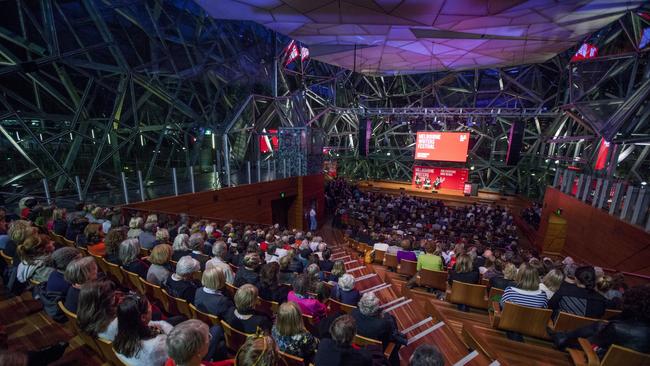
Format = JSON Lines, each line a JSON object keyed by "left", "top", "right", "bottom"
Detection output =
{"left": 309, "top": 206, "right": 317, "bottom": 231}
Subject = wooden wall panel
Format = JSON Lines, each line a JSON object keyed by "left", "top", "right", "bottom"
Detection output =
{"left": 302, "top": 174, "right": 325, "bottom": 231}
{"left": 538, "top": 187, "right": 650, "bottom": 274}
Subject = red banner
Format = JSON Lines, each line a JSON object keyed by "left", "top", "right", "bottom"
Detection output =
{"left": 415, "top": 131, "right": 469, "bottom": 162}
{"left": 412, "top": 166, "right": 469, "bottom": 192}
{"left": 571, "top": 43, "right": 598, "bottom": 62}
{"left": 594, "top": 138, "right": 610, "bottom": 170}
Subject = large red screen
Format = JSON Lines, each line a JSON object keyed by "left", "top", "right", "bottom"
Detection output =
{"left": 415, "top": 131, "right": 469, "bottom": 162}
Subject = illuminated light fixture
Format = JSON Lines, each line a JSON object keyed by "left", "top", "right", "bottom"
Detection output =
{"left": 91, "top": 129, "right": 95, "bottom": 139}
{"left": 642, "top": 181, "right": 648, "bottom": 186}
{"left": 107, "top": 134, "right": 111, "bottom": 144}
{"left": 39, "top": 133, "right": 43, "bottom": 141}
{"left": 499, "top": 76, "right": 504, "bottom": 90}
{"left": 386, "top": 152, "right": 391, "bottom": 156}
{"left": 211, "top": 134, "right": 216, "bottom": 149}
{"left": 69, "top": 132, "right": 73, "bottom": 141}
{"left": 470, "top": 166, "right": 475, "bottom": 170}
{"left": 531, "top": 173, "right": 536, "bottom": 176}
{"left": 140, "top": 134, "right": 144, "bottom": 146}
{"left": 15, "top": 131, "right": 20, "bottom": 140}
{"left": 555, "top": 160, "right": 560, "bottom": 164}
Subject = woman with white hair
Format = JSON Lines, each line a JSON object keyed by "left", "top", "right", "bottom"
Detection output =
{"left": 332, "top": 273, "right": 361, "bottom": 306}
{"left": 351, "top": 292, "right": 406, "bottom": 364}
{"left": 127, "top": 217, "right": 144, "bottom": 239}
{"left": 119, "top": 239, "right": 149, "bottom": 279}
{"left": 171, "top": 233, "right": 191, "bottom": 261}
{"left": 162, "top": 255, "right": 200, "bottom": 303}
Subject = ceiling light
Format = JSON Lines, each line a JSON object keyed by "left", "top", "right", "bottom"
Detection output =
{"left": 642, "top": 182, "right": 648, "bottom": 186}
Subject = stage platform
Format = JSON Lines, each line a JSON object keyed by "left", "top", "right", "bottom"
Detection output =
{"left": 356, "top": 180, "right": 528, "bottom": 210}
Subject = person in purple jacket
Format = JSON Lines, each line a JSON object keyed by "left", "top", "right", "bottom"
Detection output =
{"left": 396, "top": 239, "right": 417, "bottom": 263}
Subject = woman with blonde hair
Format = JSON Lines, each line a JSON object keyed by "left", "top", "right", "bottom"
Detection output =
{"left": 327, "top": 260, "right": 346, "bottom": 283}
{"left": 490, "top": 262, "right": 518, "bottom": 290}
{"left": 146, "top": 244, "right": 172, "bottom": 285}
{"left": 540, "top": 269, "right": 564, "bottom": 300}
{"left": 447, "top": 254, "right": 479, "bottom": 286}
{"left": 500, "top": 263, "right": 548, "bottom": 309}
{"left": 17, "top": 234, "right": 55, "bottom": 284}
{"left": 272, "top": 302, "right": 318, "bottom": 360}
{"left": 127, "top": 217, "right": 144, "bottom": 239}
{"left": 224, "top": 284, "right": 271, "bottom": 334}
{"left": 236, "top": 335, "right": 279, "bottom": 366}
{"left": 193, "top": 267, "right": 233, "bottom": 319}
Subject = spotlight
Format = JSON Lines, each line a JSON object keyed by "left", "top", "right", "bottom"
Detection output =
{"left": 642, "top": 182, "right": 648, "bottom": 186}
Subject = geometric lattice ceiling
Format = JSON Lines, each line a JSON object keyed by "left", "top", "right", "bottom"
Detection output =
{"left": 196, "top": 0, "right": 638, "bottom": 75}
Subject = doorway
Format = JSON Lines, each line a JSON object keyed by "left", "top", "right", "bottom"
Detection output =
{"left": 271, "top": 195, "right": 296, "bottom": 229}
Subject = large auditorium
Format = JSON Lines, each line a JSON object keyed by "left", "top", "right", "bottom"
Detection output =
{"left": 1, "top": 1, "right": 649, "bottom": 365}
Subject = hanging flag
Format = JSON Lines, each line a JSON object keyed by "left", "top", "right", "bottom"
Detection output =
{"left": 571, "top": 43, "right": 598, "bottom": 62}
{"left": 284, "top": 40, "right": 299, "bottom": 66}
{"left": 300, "top": 45, "right": 310, "bottom": 61}
{"left": 594, "top": 138, "right": 610, "bottom": 170}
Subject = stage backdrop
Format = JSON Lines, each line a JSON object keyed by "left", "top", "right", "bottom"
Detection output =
{"left": 412, "top": 166, "right": 469, "bottom": 192}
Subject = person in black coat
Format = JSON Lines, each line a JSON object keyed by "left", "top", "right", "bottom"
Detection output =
{"left": 315, "top": 315, "right": 372, "bottom": 366}
{"left": 447, "top": 254, "right": 480, "bottom": 286}
{"left": 233, "top": 253, "right": 261, "bottom": 288}
{"left": 319, "top": 249, "right": 334, "bottom": 272}
{"left": 119, "top": 239, "right": 149, "bottom": 279}
{"left": 257, "top": 262, "right": 290, "bottom": 303}
{"left": 193, "top": 267, "right": 233, "bottom": 320}
{"left": 162, "top": 255, "right": 201, "bottom": 303}
{"left": 223, "top": 284, "right": 271, "bottom": 334}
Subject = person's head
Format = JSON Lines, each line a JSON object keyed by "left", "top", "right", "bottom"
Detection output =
{"left": 155, "top": 228, "right": 169, "bottom": 243}
{"left": 400, "top": 239, "right": 411, "bottom": 251}
{"left": 105, "top": 228, "right": 127, "bottom": 256}
{"left": 234, "top": 284, "right": 258, "bottom": 314}
{"left": 292, "top": 274, "right": 310, "bottom": 296}
{"left": 243, "top": 253, "right": 261, "bottom": 270}
{"left": 542, "top": 269, "right": 564, "bottom": 293}
{"left": 275, "top": 302, "right": 306, "bottom": 337}
{"left": 455, "top": 254, "right": 473, "bottom": 273}
{"left": 279, "top": 254, "right": 291, "bottom": 271}
{"left": 330, "top": 315, "right": 356, "bottom": 347}
{"left": 259, "top": 262, "right": 280, "bottom": 288}
{"left": 338, "top": 274, "right": 355, "bottom": 292}
{"left": 322, "top": 248, "right": 332, "bottom": 261}
{"left": 621, "top": 285, "right": 650, "bottom": 322}
{"left": 515, "top": 263, "right": 540, "bottom": 291}
{"left": 176, "top": 256, "right": 200, "bottom": 279}
{"left": 166, "top": 320, "right": 211, "bottom": 366}
{"left": 145, "top": 214, "right": 158, "bottom": 225}
{"left": 84, "top": 223, "right": 102, "bottom": 244}
{"left": 52, "top": 208, "right": 66, "bottom": 221}
{"left": 563, "top": 262, "right": 578, "bottom": 280}
{"left": 503, "top": 262, "right": 517, "bottom": 280}
{"left": 149, "top": 244, "right": 172, "bottom": 265}
{"left": 212, "top": 241, "right": 227, "bottom": 259}
{"left": 119, "top": 238, "right": 141, "bottom": 265}
{"left": 235, "top": 336, "right": 278, "bottom": 366}
{"left": 358, "top": 292, "right": 381, "bottom": 317}
{"left": 331, "top": 260, "right": 345, "bottom": 277}
{"left": 129, "top": 217, "right": 144, "bottom": 230}
{"left": 202, "top": 267, "right": 225, "bottom": 291}
{"left": 575, "top": 266, "right": 597, "bottom": 290}
{"left": 65, "top": 256, "right": 98, "bottom": 285}
{"left": 77, "top": 280, "right": 117, "bottom": 336}
{"left": 8, "top": 220, "right": 34, "bottom": 245}
{"left": 188, "top": 233, "right": 204, "bottom": 251}
{"left": 51, "top": 247, "right": 81, "bottom": 271}
{"left": 113, "top": 294, "right": 153, "bottom": 358}
{"left": 173, "top": 233, "right": 190, "bottom": 251}
{"left": 409, "top": 344, "right": 444, "bottom": 366}
{"left": 306, "top": 263, "right": 320, "bottom": 281}
{"left": 17, "top": 235, "right": 53, "bottom": 262}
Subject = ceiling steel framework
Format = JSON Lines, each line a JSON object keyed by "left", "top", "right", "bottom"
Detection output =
{"left": 0, "top": 1, "right": 649, "bottom": 204}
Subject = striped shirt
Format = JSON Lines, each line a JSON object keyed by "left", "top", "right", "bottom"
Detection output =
{"left": 500, "top": 286, "right": 549, "bottom": 309}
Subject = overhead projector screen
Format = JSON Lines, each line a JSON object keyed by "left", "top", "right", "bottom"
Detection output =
{"left": 415, "top": 131, "right": 470, "bottom": 162}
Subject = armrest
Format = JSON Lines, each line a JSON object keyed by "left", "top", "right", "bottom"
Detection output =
{"left": 577, "top": 338, "right": 599, "bottom": 366}
{"left": 567, "top": 348, "right": 588, "bottom": 366}
{"left": 383, "top": 342, "right": 396, "bottom": 359}
{"left": 490, "top": 301, "right": 501, "bottom": 328}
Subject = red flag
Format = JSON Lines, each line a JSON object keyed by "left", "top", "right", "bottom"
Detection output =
{"left": 594, "top": 138, "right": 610, "bottom": 170}
{"left": 571, "top": 43, "right": 598, "bottom": 62}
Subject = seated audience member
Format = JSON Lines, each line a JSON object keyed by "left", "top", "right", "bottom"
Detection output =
{"left": 66, "top": 217, "right": 88, "bottom": 243}
{"left": 146, "top": 244, "right": 173, "bottom": 286}
{"left": 489, "top": 262, "right": 517, "bottom": 290}
{"left": 305, "top": 263, "right": 322, "bottom": 287}
{"left": 233, "top": 253, "right": 261, "bottom": 288}
{"left": 539, "top": 269, "right": 564, "bottom": 300}
{"left": 114, "top": 294, "right": 172, "bottom": 366}
{"left": 501, "top": 263, "right": 548, "bottom": 309}
{"left": 596, "top": 275, "right": 621, "bottom": 309}
{"left": 4, "top": 220, "right": 34, "bottom": 261}
{"left": 549, "top": 266, "right": 609, "bottom": 318}
{"left": 105, "top": 228, "right": 127, "bottom": 265}
{"left": 332, "top": 274, "right": 361, "bottom": 306}
{"left": 51, "top": 208, "right": 68, "bottom": 236}
{"left": 319, "top": 249, "right": 334, "bottom": 272}
{"left": 326, "top": 260, "right": 346, "bottom": 283}
{"left": 205, "top": 241, "right": 234, "bottom": 284}
{"left": 77, "top": 280, "right": 120, "bottom": 340}
{"left": 194, "top": 268, "right": 233, "bottom": 319}
{"left": 482, "top": 258, "right": 504, "bottom": 280}
{"left": 224, "top": 284, "right": 271, "bottom": 334}
{"left": 120, "top": 239, "right": 150, "bottom": 279}
{"left": 79, "top": 223, "right": 105, "bottom": 256}
{"left": 396, "top": 239, "right": 417, "bottom": 263}
{"left": 64, "top": 256, "right": 98, "bottom": 313}
{"left": 138, "top": 223, "right": 157, "bottom": 250}
{"left": 278, "top": 255, "right": 296, "bottom": 285}
{"left": 163, "top": 256, "right": 201, "bottom": 303}
{"left": 352, "top": 292, "right": 405, "bottom": 364}
{"left": 46, "top": 247, "right": 81, "bottom": 295}
{"left": 314, "top": 315, "right": 372, "bottom": 366}
{"left": 447, "top": 254, "right": 479, "bottom": 286}
{"left": 288, "top": 275, "right": 327, "bottom": 321}
{"left": 189, "top": 233, "right": 209, "bottom": 270}
{"left": 127, "top": 217, "right": 144, "bottom": 239}
{"left": 165, "top": 319, "right": 228, "bottom": 366}
{"left": 272, "top": 302, "right": 318, "bottom": 360}
{"left": 172, "top": 234, "right": 191, "bottom": 261}
{"left": 416, "top": 242, "right": 443, "bottom": 272}
{"left": 287, "top": 251, "right": 305, "bottom": 274}
{"left": 153, "top": 228, "right": 170, "bottom": 248}
{"left": 258, "top": 262, "right": 290, "bottom": 303}
{"left": 550, "top": 285, "right": 650, "bottom": 355}
{"left": 409, "top": 344, "right": 444, "bottom": 366}
{"left": 17, "top": 235, "right": 55, "bottom": 284}
{"left": 236, "top": 336, "right": 278, "bottom": 366}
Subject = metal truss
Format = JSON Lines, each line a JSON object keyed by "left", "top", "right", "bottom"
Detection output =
{"left": 1, "top": 1, "right": 649, "bottom": 204}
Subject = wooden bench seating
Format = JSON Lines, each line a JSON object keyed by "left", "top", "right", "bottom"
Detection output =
{"left": 568, "top": 338, "right": 650, "bottom": 366}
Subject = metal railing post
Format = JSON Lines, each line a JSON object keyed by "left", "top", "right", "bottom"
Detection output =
{"left": 189, "top": 166, "right": 196, "bottom": 193}
{"left": 172, "top": 168, "right": 179, "bottom": 196}
{"left": 137, "top": 170, "right": 145, "bottom": 201}
{"left": 42, "top": 178, "right": 51, "bottom": 205}
{"left": 247, "top": 161, "right": 251, "bottom": 184}
{"left": 75, "top": 176, "right": 83, "bottom": 201}
{"left": 121, "top": 172, "right": 129, "bottom": 204}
